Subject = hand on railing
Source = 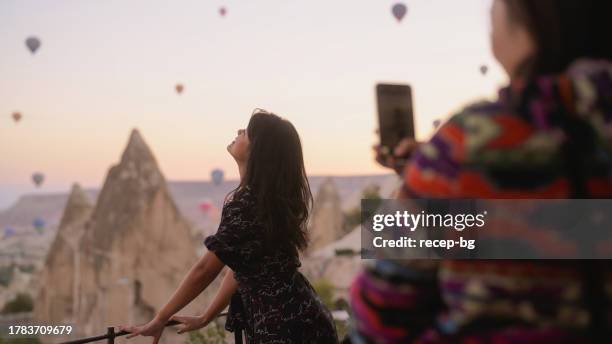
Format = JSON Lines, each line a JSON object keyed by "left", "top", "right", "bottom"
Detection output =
{"left": 168, "top": 314, "right": 210, "bottom": 334}
{"left": 118, "top": 312, "right": 227, "bottom": 341}
{"left": 118, "top": 316, "right": 168, "bottom": 343}
{"left": 60, "top": 319, "right": 180, "bottom": 344}
{"left": 61, "top": 313, "right": 229, "bottom": 344}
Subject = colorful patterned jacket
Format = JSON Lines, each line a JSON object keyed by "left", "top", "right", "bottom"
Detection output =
{"left": 350, "top": 59, "right": 612, "bottom": 343}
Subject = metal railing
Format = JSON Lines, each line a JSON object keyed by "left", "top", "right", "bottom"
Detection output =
{"left": 60, "top": 312, "right": 228, "bottom": 344}
{"left": 59, "top": 310, "right": 351, "bottom": 343}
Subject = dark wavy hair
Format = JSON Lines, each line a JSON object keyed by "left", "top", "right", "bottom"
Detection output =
{"left": 231, "top": 109, "right": 312, "bottom": 256}
{"left": 503, "top": 0, "right": 612, "bottom": 78}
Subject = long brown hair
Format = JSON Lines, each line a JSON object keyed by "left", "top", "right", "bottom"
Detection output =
{"left": 231, "top": 109, "right": 312, "bottom": 256}
{"left": 503, "top": 0, "right": 612, "bottom": 78}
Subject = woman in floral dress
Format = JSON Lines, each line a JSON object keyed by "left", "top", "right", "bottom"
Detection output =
{"left": 120, "top": 110, "right": 338, "bottom": 343}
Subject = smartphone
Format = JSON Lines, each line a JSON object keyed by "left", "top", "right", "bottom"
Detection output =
{"left": 376, "top": 83, "right": 414, "bottom": 158}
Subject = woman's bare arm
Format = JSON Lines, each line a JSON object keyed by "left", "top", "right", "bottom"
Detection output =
{"left": 200, "top": 268, "right": 239, "bottom": 324}
{"left": 154, "top": 251, "right": 225, "bottom": 322}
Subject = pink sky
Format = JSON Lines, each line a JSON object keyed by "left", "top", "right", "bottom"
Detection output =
{"left": 0, "top": 0, "right": 506, "bottom": 208}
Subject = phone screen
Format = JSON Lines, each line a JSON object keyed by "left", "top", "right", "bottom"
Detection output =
{"left": 376, "top": 83, "right": 414, "bottom": 156}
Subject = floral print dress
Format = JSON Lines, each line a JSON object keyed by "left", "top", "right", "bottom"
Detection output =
{"left": 204, "top": 187, "right": 338, "bottom": 343}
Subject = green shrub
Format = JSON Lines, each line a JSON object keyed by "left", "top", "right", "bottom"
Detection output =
{"left": 343, "top": 184, "right": 383, "bottom": 232}
{"left": 343, "top": 207, "right": 362, "bottom": 233}
{"left": 0, "top": 266, "right": 14, "bottom": 287}
{"left": 17, "top": 265, "right": 35, "bottom": 274}
{"left": 312, "top": 278, "right": 335, "bottom": 310}
{"left": 1, "top": 293, "right": 33, "bottom": 314}
{"left": 185, "top": 319, "right": 226, "bottom": 344}
{"left": 334, "top": 248, "right": 356, "bottom": 257}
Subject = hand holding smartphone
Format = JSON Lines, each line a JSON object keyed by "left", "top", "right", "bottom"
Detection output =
{"left": 375, "top": 83, "right": 416, "bottom": 172}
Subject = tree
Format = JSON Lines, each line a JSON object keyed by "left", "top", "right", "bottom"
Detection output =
{"left": 343, "top": 184, "right": 382, "bottom": 232}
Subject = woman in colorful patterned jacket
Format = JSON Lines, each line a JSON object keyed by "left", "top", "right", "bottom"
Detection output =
{"left": 349, "top": 0, "right": 612, "bottom": 343}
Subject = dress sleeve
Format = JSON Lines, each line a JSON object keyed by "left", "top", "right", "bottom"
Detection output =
{"left": 204, "top": 198, "right": 254, "bottom": 271}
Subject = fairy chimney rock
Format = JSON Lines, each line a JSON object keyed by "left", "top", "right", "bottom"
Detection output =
{"left": 86, "top": 128, "right": 169, "bottom": 252}
{"left": 34, "top": 183, "right": 93, "bottom": 325}
{"left": 75, "top": 129, "right": 204, "bottom": 342}
{"left": 120, "top": 129, "right": 159, "bottom": 173}
{"left": 307, "top": 178, "right": 344, "bottom": 253}
{"left": 58, "top": 184, "right": 93, "bottom": 234}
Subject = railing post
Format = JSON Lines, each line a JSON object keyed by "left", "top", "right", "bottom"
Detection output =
{"left": 107, "top": 327, "right": 115, "bottom": 344}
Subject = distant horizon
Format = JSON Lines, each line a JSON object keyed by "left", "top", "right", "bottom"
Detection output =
{"left": 0, "top": 172, "right": 396, "bottom": 211}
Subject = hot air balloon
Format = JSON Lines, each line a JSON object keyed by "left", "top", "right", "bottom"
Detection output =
{"left": 433, "top": 119, "right": 442, "bottom": 129}
{"left": 12, "top": 112, "right": 22, "bottom": 123}
{"left": 32, "top": 172, "right": 45, "bottom": 187}
{"left": 211, "top": 168, "right": 224, "bottom": 186}
{"left": 25, "top": 36, "right": 41, "bottom": 54}
{"left": 33, "top": 218, "right": 45, "bottom": 233}
{"left": 219, "top": 7, "right": 227, "bottom": 17}
{"left": 480, "top": 65, "right": 489, "bottom": 75}
{"left": 175, "top": 84, "right": 184, "bottom": 95}
{"left": 392, "top": 3, "right": 407, "bottom": 22}
{"left": 199, "top": 199, "right": 213, "bottom": 214}
{"left": 3, "top": 227, "right": 16, "bottom": 239}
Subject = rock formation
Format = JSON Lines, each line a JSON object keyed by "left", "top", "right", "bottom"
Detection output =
{"left": 301, "top": 226, "right": 362, "bottom": 305}
{"left": 307, "top": 178, "right": 344, "bottom": 254}
{"left": 69, "top": 129, "right": 214, "bottom": 343}
{"left": 34, "top": 183, "right": 93, "bottom": 325}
